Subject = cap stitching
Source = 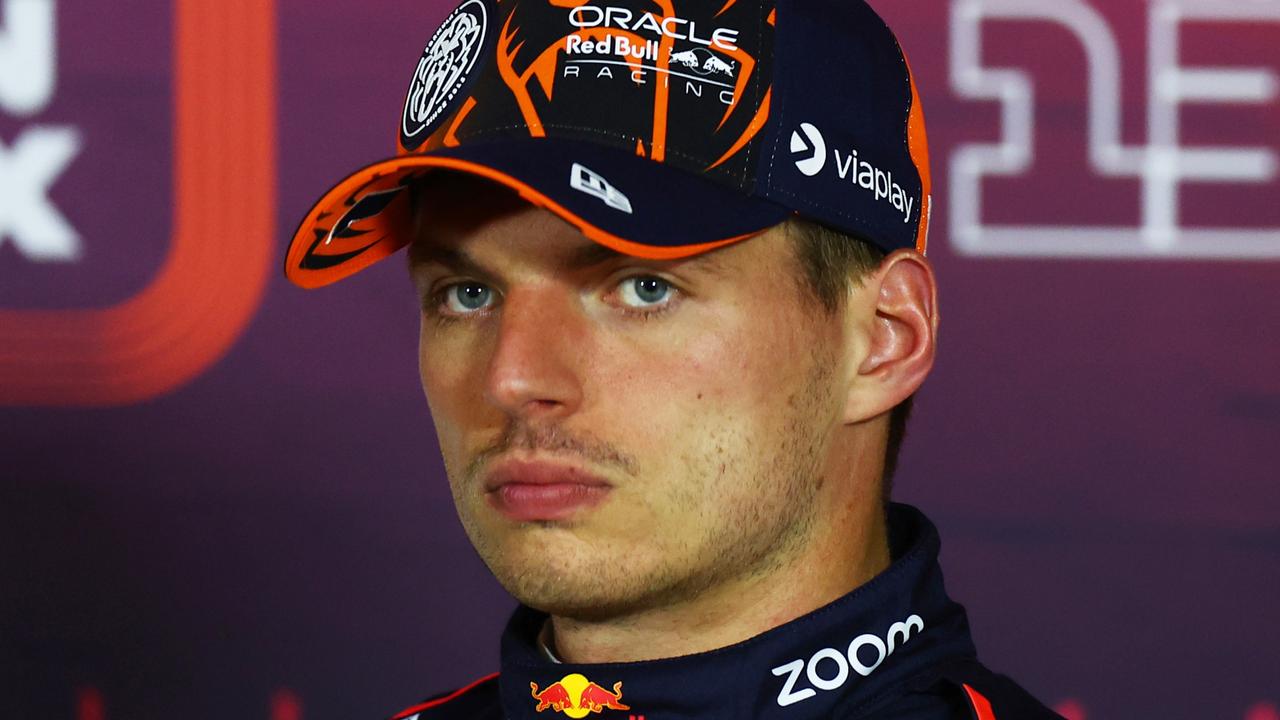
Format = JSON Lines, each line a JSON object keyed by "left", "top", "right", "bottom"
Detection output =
{"left": 891, "top": 37, "right": 913, "bottom": 164}
{"left": 892, "top": 35, "right": 927, "bottom": 242}
{"left": 759, "top": 5, "right": 924, "bottom": 245}
{"left": 762, "top": 6, "right": 789, "bottom": 196}
{"left": 891, "top": 34, "right": 923, "bottom": 234}
{"left": 736, "top": 3, "right": 767, "bottom": 187}
{"left": 768, "top": 184, "right": 876, "bottom": 227}
{"left": 448, "top": 123, "right": 723, "bottom": 173}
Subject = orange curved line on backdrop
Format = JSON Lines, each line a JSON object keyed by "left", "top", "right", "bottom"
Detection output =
{"left": 902, "top": 49, "right": 931, "bottom": 254}
{"left": 706, "top": 87, "right": 770, "bottom": 170}
{"left": 715, "top": 0, "right": 738, "bottom": 17}
{"left": 0, "top": 0, "right": 276, "bottom": 406}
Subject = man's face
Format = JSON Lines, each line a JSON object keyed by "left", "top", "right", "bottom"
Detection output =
{"left": 411, "top": 178, "right": 854, "bottom": 619}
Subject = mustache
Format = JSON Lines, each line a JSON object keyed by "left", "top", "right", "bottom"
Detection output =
{"left": 464, "top": 421, "right": 639, "bottom": 482}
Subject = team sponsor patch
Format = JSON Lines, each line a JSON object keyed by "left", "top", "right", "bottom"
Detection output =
{"left": 531, "top": 674, "right": 630, "bottom": 718}
{"left": 771, "top": 613, "right": 926, "bottom": 707}
{"left": 790, "top": 123, "right": 917, "bottom": 224}
{"left": 401, "top": 0, "right": 490, "bottom": 149}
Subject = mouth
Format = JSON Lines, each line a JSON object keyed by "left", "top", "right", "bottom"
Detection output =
{"left": 482, "top": 458, "right": 613, "bottom": 522}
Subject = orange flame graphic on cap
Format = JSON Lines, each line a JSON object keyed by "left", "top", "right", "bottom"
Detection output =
{"left": 489, "top": 0, "right": 770, "bottom": 166}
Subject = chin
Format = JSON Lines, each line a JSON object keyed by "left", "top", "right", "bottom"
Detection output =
{"left": 481, "top": 542, "right": 657, "bottom": 619}
{"left": 508, "top": 581, "right": 649, "bottom": 622}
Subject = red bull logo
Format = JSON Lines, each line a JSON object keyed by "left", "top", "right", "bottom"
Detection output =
{"left": 531, "top": 674, "right": 631, "bottom": 717}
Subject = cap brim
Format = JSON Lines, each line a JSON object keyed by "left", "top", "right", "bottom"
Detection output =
{"left": 285, "top": 138, "right": 790, "bottom": 289}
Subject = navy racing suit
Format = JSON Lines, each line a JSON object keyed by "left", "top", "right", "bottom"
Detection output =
{"left": 387, "top": 504, "right": 1063, "bottom": 720}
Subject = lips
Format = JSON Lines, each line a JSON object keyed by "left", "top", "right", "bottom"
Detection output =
{"left": 483, "top": 459, "right": 612, "bottom": 522}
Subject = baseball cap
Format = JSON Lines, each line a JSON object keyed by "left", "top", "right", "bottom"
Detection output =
{"left": 285, "top": 0, "right": 930, "bottom": 289}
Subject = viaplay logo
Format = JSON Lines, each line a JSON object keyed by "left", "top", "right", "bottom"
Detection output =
{"left": 790, "top": 122, "right": 826, "bottom": 177}
{"left": 791, "top": 123, "right": 917, "bottom": 224}
{"left": 0, "top": 1, "right": 276, "bottom": 406}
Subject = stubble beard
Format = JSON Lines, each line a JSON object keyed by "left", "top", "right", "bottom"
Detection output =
{"left": 448, "top": 358, "right": 837, "bottom": 623}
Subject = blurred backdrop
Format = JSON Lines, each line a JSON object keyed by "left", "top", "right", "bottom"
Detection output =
{"left": 2, "top": 1, "right": 1277, "bottom": 718}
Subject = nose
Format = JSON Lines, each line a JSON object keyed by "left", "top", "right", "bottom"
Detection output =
{"left": 483, "top": 285, "right": 585, "bottom": 421}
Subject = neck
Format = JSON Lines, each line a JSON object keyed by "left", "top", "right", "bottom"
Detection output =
{"left": 548, "top": 492, "right": 890, "bottom": 664}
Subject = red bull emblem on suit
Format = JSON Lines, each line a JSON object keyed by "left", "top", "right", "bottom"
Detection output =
{"left": 531, "top": 674, "right": 631, "bottom": 717}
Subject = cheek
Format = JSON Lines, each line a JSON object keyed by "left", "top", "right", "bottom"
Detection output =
{"left": 418, "top": 329, "right": 488, "bottom": 461}
{"left": 592, "top": 314, "right": 810, "bottom": 467}
{"left": 666, "top": 305, "right": 818, "bottom": 413}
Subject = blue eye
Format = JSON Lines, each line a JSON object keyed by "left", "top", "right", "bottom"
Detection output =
{"left": 619, "top": 276, "right": 672, "bottom": 308}
{"left": 443, "top": 283, "right": 493, "bottom": 313}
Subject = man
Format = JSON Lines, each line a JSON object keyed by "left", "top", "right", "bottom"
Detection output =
{"left": 285, "top": 0, "right": 1063, "bottom": 718}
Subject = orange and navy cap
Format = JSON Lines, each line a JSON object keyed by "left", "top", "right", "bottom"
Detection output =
{"left": 285, "top": 0, "right": 930, "bottom": 289}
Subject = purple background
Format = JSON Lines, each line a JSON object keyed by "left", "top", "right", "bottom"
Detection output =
{"left": 2, "top": 2, "right": 1278, "bottom": 719}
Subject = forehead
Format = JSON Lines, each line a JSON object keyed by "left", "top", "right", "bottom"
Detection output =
{"left": 407, "top": 171, "right": 750, "bottom": 276}
{"left": 409, "top": 230, "right": 637, "bottom": 276}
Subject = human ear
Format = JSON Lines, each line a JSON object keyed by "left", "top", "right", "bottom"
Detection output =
{"left": 842, "top": 250, "right": 938, "bottom": 424}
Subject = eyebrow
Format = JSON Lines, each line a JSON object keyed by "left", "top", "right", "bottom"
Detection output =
{"left": 408, "top": 240, "right": 722, "bottom": 276}
{"left": 407, "top": 244, "right": 490, "bottom": 276}
{"left": 564, "top": 242, "right": 630, "bottom": 269}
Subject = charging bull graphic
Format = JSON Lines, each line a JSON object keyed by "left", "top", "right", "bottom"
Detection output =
{"left": 669, "top": 48, "right": 701, "bottom": 68}
{"left": 668, "top": 47, "right": 736, "bottom": 76}
{"left": 531, "top": 675, "right": 631, "bottom": 717}
{"left": 702, "top": 54, "right": 735, "bottom": 76}
{"left": 402, "top": 0, "right": 775, "bottom": 178}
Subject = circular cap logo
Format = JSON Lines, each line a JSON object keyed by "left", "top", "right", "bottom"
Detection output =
{"left": 401, "top": 0, "right": 488, "bottom": 146}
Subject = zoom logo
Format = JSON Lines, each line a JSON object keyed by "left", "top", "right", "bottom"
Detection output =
{"left": 771, "top": 614, "right": 925, "bottom": 708}
{"left": 790, "top": 122, "right": 826, "bottom": 177}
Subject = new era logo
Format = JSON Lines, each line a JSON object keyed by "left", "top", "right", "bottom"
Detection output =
{"left": 570, "top": 163, "right": 633, "bottom": 214}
